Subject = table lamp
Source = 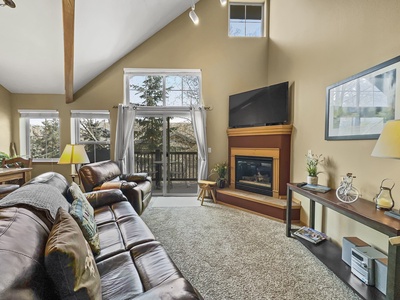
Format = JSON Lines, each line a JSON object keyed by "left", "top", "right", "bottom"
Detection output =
{"left": 58, "top": 144, "right": 90, "bottom": 182}
{"left": 371, "top": 120, "right": 400, "bottom": 209}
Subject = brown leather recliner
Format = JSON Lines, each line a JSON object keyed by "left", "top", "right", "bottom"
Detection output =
{"left": 79, "top": 160, "right": 152, "bottom": 215}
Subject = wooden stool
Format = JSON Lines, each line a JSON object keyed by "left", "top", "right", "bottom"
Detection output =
{"left": 197, "top": 180, "right": 217, "bottom": 205}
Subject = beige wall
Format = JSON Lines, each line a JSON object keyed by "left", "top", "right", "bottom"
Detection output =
{"left": 74, "top": 0, "right": 269, "bottom": 169}
{"left": 268, "top": 0, "right": 400, "bottom": 251}
{"left": 0, "top": 85, "right": 12, "bottom": 153}
{"left": 10, "top": 0, "right": 269, "bottom": 180}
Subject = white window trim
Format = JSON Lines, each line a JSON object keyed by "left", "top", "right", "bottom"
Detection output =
{"left": 71, "top": 110, "right": 111, "bottom": 163}
{"left": 18, "top": 109, "right": 60, "bottom": 163}
{"left": 228, "top": 2, "right": 265, "bottom": 38}
{"left": 123, "top": 68, "right": 202, "bottom": 106}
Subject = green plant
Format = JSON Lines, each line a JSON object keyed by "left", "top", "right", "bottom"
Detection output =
{"left": 211, "top": 162, "right": 228, "bottom": 180}
{"left": 0, "top": 152, "right": 10, "bottom": 161}
{"left": 306, "top": 153, "right": 324, "bottom": 177}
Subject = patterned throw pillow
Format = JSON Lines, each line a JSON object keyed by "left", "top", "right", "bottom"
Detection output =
{"left": 45, "top": 207, "right": 102, "bottom": 300}
{"left": 69, "top": 182, "right": 100, "bottom": 254}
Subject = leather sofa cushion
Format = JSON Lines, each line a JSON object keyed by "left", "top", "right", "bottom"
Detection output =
{"left": 94, "top": 201, "right": 138, "bottom": 225}
{"left": 97, "top": 252, "right": 144, "bottom": 300}
{"left": 94, "top": 206, "right": 116, "bottom": 225}
{"left": 96, "top": 222, "right": 125, "bottom": 262}
{"left": 45, "top": 208, "right": 102, "bottom": 300}
{"left": 118, "top": 215, "right": 155, "bottom": 249}
{"left": 0, "top": 207, "right": 57, "bottom": 300}
{"left": 131, "top": 241, "right": 182, "bottom": 291}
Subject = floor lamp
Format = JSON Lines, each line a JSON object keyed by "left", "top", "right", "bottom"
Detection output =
{"left": 58, "top": 144, "right": 90, "bottom": 183}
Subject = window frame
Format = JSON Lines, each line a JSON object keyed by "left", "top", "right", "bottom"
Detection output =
{"left": 19, "top": 109, "right": 60, "bottom": 163}
{"left": 228, "top": 2, "right": 265, "bottom": 38}
{"left": 71, "top": 110, "right": 111, "bottom": 163}
{"left": 123, "top": 68, "right": 202, "bottom": 107}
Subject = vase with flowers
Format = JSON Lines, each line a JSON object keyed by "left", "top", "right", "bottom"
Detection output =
{"left": 211, "top": 162, "right": 228, "bottom": 188}
{"left": 306, "top": 153, "right": 324, "bottom": 185}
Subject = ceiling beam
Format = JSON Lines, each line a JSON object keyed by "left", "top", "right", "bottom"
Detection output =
{"left": 62, "top": 0, "right": 75, "bottom": 104}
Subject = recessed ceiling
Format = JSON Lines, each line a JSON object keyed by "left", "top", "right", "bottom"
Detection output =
{"left": 0, "top": 0, "right": 198, "bottom": 94}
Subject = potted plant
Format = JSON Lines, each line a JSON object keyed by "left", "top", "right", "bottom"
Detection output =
{"left": 211, "top": 162, "right": 228, "bottom": 188}
{"left": 306, "top": 153, "right": 324, "bottom": 185}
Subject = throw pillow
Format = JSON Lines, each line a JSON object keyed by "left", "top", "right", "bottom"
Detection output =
{"left": 69, "top": 182, "right": 100, "bottom": 254}
{"left": 45, "top": 207, "right": 102, "bottom": 300}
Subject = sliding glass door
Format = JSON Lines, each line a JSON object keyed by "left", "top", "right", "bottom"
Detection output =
{"left": 134, "top": 113, "right": 198, "bottom": 196}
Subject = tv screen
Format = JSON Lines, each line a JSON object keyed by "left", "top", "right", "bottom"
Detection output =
{"left": 229, "top": 81, "right": 289, "bottom": 128}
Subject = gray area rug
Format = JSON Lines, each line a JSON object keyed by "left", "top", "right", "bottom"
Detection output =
{"left": 141, "top": 200, "right": 361, "bottom": 300}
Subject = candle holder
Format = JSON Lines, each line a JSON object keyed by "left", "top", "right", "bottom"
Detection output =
{"left": 374, "top": 178, "right": 395, "bottom": 210}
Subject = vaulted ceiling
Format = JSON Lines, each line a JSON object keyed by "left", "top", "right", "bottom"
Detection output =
{"left": 0, "top": 0, "right": 199, "bottom": 97}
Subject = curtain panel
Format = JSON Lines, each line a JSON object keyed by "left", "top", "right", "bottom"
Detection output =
{"left": 114, "top": 104, "right": 136, "bottom": 173}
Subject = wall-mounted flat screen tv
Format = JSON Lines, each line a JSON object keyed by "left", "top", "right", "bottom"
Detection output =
{"left": 229, "top": 81, "right": 289, "bottom": 128}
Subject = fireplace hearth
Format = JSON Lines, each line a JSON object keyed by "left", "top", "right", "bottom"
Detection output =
{"left": 235, "top": 156, "right": 273, "bottom": 196}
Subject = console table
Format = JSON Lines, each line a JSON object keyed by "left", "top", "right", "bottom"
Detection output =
{"left": 286, "top": 183, "right": 400, "bottom": 300}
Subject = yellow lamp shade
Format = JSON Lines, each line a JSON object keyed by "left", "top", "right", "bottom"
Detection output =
{"left": 58, "top": 144, "right": 90, "bottom": 165}
{"left": 371, "top": 120, "right": 400, "bottom": 159}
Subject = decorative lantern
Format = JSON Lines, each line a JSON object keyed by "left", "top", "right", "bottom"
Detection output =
{"left": 374, "top": 179, "right": 395, "bottom": 210}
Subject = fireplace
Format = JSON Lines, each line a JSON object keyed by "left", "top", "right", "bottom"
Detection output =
{"left": 235, "top": 156, "right": 273, "bottom": 196}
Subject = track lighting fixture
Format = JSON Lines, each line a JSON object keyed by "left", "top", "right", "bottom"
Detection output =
{"left": 220, "top": 0, "right": 227, "bottom": 6}
{"left": 189, "top": 5, "right": 199, "bottom": 25}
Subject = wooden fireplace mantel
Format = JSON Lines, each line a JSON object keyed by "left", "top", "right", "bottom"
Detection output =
{"left": 227, "top": 125, "right": 293, "bottom": 137}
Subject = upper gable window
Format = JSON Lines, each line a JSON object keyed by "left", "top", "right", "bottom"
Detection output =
{"left": 229, "top": 3, "right": 264, "bottom": 37}
{"left": 124, "top": 69, "right": 202, "bottom": 107}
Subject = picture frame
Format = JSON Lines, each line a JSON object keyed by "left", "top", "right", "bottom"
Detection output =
{"left": 325, "top": 56, "right": 400, "bottom": 140}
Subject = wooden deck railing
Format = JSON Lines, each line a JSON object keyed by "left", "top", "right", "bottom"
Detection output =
{"left": 135, "top": 151, "right": 198, "bottom": 182}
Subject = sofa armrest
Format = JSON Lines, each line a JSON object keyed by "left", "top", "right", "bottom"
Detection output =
{"left": 84, "top": 189, "right": 128, "bottom": 209}
{"left": 120, "top": 173, "right": 151, "bottom": 183}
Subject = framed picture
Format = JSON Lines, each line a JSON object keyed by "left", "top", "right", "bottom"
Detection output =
{"left": 325, "top": 56, "right": 400, "bottom": 140}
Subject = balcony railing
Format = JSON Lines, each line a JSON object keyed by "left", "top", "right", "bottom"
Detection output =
{"left": 135, "top": 151, "right": 198, "bottom": 182}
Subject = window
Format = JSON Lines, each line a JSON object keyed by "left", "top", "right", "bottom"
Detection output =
{"left": 229, "top": 3, "right": 264, "bottom": 37}
{"left": 124, "top": 69, "right": 202, "bottom": 106}
{"left": 71, "top": 110, "right": 111, "bottom": 163}
{"left": 19, "top": 110, "right": 60, "bottom": 162}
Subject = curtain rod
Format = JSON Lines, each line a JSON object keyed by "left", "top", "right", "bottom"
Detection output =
{"left": 112, "top": 105, "right": 212, "bottom": 110}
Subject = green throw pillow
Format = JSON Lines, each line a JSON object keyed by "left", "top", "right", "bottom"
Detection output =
{"left": 69, "top": 182, "right": 100, "bottom": 254}
{"left": 45, "top": 207, "right": 102, "bottom": 300}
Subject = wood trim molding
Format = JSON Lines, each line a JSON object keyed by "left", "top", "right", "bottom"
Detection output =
{"left": 230, "top": 147, "right": 280, "bottom": 198}
{"left": 62, "top": 0, "right": 75, "bottom": 104}
{"left": 227, "top": 124, "right": 293, "bottom": 137}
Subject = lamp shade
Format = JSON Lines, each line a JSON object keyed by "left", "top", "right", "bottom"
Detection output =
{"left": 371, "top": 120, "right": 400, "bottom": 159}
{"left": 58, "top": 144, "right": 90, "bottom": 165}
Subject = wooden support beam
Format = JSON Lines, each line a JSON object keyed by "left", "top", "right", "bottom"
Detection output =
{"left": 62, "top": 0, "right": 75, "bottom": 104}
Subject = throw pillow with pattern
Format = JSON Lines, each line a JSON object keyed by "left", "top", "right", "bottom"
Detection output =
{"left": 69, "top": 182, "right": 100, "bottom": 254}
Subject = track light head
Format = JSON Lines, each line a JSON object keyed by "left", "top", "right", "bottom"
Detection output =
{"left": 189, "top": 5, "right": 199, "bottom": 25}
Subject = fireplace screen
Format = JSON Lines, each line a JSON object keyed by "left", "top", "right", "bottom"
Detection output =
{"left": 235, "top": 156, "right": 273, "bottom": 196}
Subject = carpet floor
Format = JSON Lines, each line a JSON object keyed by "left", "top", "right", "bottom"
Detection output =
{"left": 141, "top": 199, "right": 362, "bottom": 300}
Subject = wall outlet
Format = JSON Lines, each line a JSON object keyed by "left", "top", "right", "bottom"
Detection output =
{"left": 208, "top": 147, "right": 212, "bottom": 153}
{"left": 307, "top": 150, "right": 312, "bottom": 156}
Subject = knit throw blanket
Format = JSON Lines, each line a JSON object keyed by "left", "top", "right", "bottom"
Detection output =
{"left": 0, "top": 183, "right": 70, "bottom": 222}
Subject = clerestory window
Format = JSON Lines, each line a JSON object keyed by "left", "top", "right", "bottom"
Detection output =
{"left": 229, "top": 3, "right": 264, "bottom": 37}
{"left": 124, "top": 69, "right": 202, "bottom": 107}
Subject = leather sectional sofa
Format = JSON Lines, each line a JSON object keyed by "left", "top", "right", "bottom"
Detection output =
{"left": 0, "top": 172, "right": 202, "bottom": 299}
{"left": 79, "top": 160, "right": 152, "bottom": 215}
